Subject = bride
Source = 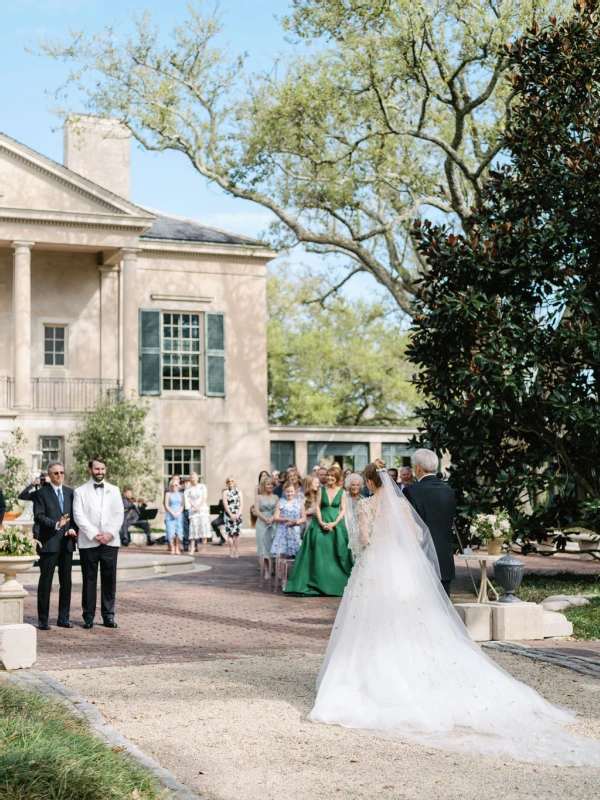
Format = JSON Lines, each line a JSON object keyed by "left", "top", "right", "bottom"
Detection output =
{"left": 309, "top": 459, "right": 600, "bottom": 766}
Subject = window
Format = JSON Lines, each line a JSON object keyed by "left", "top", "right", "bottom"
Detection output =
{"left": 44, "top": 325, "right": 66, "bottom": 366}
{"left": 40, "top": 436, "right": 64, "bottom": 471}
{"left": 162, "top": 313, "right": 200, "bottom": 391}
{"left": 382, "top": 443, "right": 415, "bottom": 470}
{"left": 307, "top": 442, "right": 369, "bottom": 472}
{"left": 163, "top": 447, "right": 204, "bottom": 488}
{"left": 270, "top": 441, "right": 296, "bottom": 473}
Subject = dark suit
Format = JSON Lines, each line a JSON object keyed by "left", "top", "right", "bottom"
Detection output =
{"left": 0, "top": 488, "right": 5, "bottom": 526}
{"left": 403, "top": 475, "right": 456, "bottom": 595}
{"left": 33, "top": 483, "right": 78, "bottom": 625}
{"left": 19, "top": 483, "right": 42, "bottom": 537}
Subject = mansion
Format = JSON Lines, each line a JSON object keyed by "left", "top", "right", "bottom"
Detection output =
{"left": 0, "top": 116, "right": 272, "bottom": 501}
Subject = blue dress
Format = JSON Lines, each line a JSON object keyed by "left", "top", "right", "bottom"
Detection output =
{"left": 271, "top": 496, "right": 303, "bottom": 557}
{"left": 165, "top": 491, "right": 184, "bottom": 542}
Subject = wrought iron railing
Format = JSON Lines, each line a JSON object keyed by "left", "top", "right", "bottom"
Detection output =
{"left": 0, "top": 377, "right": 122, "bottom": 411}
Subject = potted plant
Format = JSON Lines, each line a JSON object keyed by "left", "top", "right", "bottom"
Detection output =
{"left": 470, "top": 512, "right": 512, "bottom": 556}
{"left": 0, "top": 525, "right": 37, "bottom": 597}
{"left": 0, "top": 428, "right": 29, "bottom": 520}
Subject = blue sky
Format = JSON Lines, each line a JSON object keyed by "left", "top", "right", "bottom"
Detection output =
{"left": 0, "top": 0, "right": 383, "bottom": 301}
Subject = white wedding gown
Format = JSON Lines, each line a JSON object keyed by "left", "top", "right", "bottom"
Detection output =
{"left": 309, "top": 474, "right": 600, "bottom": 766}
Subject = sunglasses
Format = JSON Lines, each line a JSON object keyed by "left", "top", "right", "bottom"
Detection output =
{"left": 51, "top": 471, "right": 65, "bottom": 475}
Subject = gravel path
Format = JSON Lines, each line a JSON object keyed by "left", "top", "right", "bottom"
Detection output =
{"left": 49, "top": 651, "right": 600, "bottom": 800}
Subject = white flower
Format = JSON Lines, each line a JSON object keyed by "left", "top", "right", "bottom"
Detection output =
{"left": 493, "top": 528, "right": 503, "bottom": 538}
{"left": 469, "top": 525, "right": 477, "bottom": 535}
{"left": 487, "top": 514, "right": 497, "bottom": 524}
{"left": 499, "top": 519, "right": 511, "bottom": 531}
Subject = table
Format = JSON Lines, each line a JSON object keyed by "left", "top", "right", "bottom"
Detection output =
{"left": 457, "top": 553, "right": 503, "bottom": 603}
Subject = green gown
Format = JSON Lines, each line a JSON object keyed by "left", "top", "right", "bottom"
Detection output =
{"left": 284, "top": 486, "right": 354, "bottom": 597}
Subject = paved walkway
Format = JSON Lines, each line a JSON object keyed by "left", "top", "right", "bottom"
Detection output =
{"left": 23, "top": 541, "right": 599, "bottom": 671}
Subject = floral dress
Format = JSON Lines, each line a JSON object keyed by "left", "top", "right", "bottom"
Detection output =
{"left": 185, "top": 484, "right": 211, "bottom": 540}
{"left": 225, "top": 487, "right": 243, "bottom": 537}
{"left": 271, "top": 496, "right": 303, "bottom": 557}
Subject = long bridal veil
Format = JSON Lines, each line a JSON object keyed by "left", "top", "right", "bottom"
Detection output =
{"left": 310, "top": 472, "right": 600, "bottom": 766}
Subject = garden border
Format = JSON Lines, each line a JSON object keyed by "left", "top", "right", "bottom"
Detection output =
{"left": 484, "top": 642, "right": 600, "bottom": 679}
{"left": 0, "top": 669, "right": 202, "bottom": 800}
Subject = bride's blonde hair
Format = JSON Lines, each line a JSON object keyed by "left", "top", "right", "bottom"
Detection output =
{"left": 363, "top": 458, "right": 387, "bottom": 488}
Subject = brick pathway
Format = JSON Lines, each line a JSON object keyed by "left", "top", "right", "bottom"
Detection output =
{"left": 23, "top": 540, "right": 599, "bottom": 671}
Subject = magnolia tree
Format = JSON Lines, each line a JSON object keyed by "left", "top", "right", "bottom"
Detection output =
{"left": 409, "top": 2, "right": 600, "bottom": 538}
{"left": 39, "top": 0, "right": 569, "bottom": 314}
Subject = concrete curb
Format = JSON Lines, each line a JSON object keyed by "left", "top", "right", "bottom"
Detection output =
{"left": 1, "top": 669, "right": 202, "bottom": 800}
{"left": 484, "top": 641, "right": 600, "bottom": 679}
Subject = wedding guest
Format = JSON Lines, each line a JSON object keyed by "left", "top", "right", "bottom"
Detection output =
{"left": 185, "top": 472, "right": 210, "bottom": 554}
{"left": 254, "top": 475, "right": 277, "bottom": 579}
{"left": 311, "top": 465, "right": 320, "bottom": 475}
{"left": 33, "top": 460, "right": 78, "bottom": 630}
{"left": 181, "top": 476, "right": 191, "bottom": 552}
{"left": 223, "top": 476, "right": 243, "bottom": 558}
{"left": 285, "top": 465, "right": 353, "bottom": 597}
{"left": 73, "top": 458, "right": 124, "bottom": 629}
{"left": 344, "top": 468, "right": 353, "bottom": 479}
{"left": 121, "top": 488, "right": 153, "bottom": 546}
{"left": 301, "top": 475, "right": 320, "bottom": 537}
{"left": 19, "top": 473, "right": 48, "bottom": 539}
{"left": 403, "top": 449, "right": 456, "bottom": 597}
{"left": 317, "top": 467, "right": 329, "bottom": 487}
{"left": 274, "top": 470, "right": 287, "bottom": 498}
{"left": 0, "top": 486, "right": 5, "bottom": 526}
{"left": 345, "top": 473, "right": 365, "bottom": 514}
{"left": 286, "top": 468, "right": 303, "bottom": 495}
{"left": 164, "top": 476, "right": 184, "bottom": 555}
{"left": 271, "top": 483, "right": 306, "bottom": 583}
{"left": 251, "top": 470, "right": 270, "bottom": 533}
{"left": 387, "top": 468, "right": 400, "bottom": 484}
{"left": 271, "top": 469, "right": 281, "bottom": 485}
{"left": 399, "top": 467, "right": 413, "bottom": 491}
{"left": 211, "top": 498, "right": 226, "bottom": 545}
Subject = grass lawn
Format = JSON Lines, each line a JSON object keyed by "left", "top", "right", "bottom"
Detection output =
{"left": 0, "top": 681, "right": 166, "bottom": 800}
{"left": 491, "top": 572, "right": 600, "bottom": 641}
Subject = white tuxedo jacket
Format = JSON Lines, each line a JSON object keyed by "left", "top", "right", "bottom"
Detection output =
{"left": 73, "top": 480, "right": 124, "bottom": 549}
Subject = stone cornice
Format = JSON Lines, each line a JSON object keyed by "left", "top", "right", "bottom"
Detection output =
{"left": 0, "top": 207, "right": 151, "bottom": 232}
{"left": 138, "top": 240, "right": 275, "bottom": 262}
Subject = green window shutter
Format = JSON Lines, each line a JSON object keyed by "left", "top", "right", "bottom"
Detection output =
{"left": 205, "top": 312, "right": 226, "bottom": 397}
{"left": 139, "top": 309, "right": 161, "bottom": 396}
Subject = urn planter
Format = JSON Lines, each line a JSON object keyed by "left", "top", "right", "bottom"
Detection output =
{"left": 0, "top": 556, "right": 37, "bottom": 598}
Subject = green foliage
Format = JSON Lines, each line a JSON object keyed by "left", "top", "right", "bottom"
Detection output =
{"left": 0, "top": 681, "right": 166, "bottom": 800}
{"left": 0, "top": 429, "right": 29, "bottom": 512}
{"left": 70, "top": 397, "right": 160, "bottom": 500}
{"left": 506, "top": 572, "right": 600, "bottom": 604}
{"left": 409, "top": 3, "right": 600, "bottom": 537}
{"left": 268, "top": 268, "right": 418, "bottom": 425}
{"left": 38, "top": 0, "right": 570, "bottom": 315}
{"left": 0, "top": 526, "right": 36, "bottom": 557}
{"left": 564, "top": 596, "right": 600, "bottom": 641}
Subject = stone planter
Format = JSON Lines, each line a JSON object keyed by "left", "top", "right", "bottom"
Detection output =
{"left": 0, "top": 556, "right": 37, "bottom": 598}
{"left": 485, "top": 539, "right": 505, "bottom": 556}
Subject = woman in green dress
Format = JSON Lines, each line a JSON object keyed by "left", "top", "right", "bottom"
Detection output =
{"left": 285, "top": 465, "right": 354, "bottom": 596}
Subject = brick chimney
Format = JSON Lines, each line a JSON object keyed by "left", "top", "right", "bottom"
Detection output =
{"left": 63, "top": 115, "right": 131, "bottom": 200}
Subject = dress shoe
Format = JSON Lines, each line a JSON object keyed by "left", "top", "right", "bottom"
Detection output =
{"left": 56, "top": 620, "right": 73, "bottom": 629}
{"left": 82, "top": 620, "right": 94, "bottom": 629}
{"left": 103, "top": 619, "right": 118, "bottom": 628}
{"left": 38, "top": 622, "right": 50, "bottom": 630}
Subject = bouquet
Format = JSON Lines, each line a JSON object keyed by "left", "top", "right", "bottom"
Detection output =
{"left": 469, "top": 512, "right": 512, "bottom": 544}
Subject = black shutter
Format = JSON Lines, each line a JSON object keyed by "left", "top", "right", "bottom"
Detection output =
{"left": 139, "top": 309, "right": 161, "bottom": 396}
{"left": 205, "top": 312, "right": 226, "bottom": 397}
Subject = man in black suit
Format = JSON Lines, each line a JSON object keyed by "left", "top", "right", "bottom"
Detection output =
{"left": 33, "top": 460, "right": 78, "bottom": 630}
{"left": 402, "top": 449, "right": 456, "bottom": 597}
{"left": 0, "top": 486, "right": 5, "bottom": 526}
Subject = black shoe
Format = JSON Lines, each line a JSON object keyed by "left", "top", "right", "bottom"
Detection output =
{"left": 38, "top": 622, "right": 50, "bottom": 630}
{"left": 122, "top": 541, "right": 130, "bottom": 547}
{"left": 56, "top": 620, "right": 73, "bottom": 629}
{"left": 103, "top": 619, "right": 118, "bottom": 628}
{"left": 147, "top": 540, "right": 155, "bottom": 546}
{"left": 82, "top": 620, "right": 94, "bottom": 629}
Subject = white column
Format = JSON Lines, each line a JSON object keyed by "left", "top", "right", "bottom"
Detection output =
{"left": 99, "top": 266, "right": 120, "bottom": 380}
{"left": 121, "top": 248, "right": 140, "bottom": 397}
{"left": 12, "top": 241, "right": 35, "bottom": 409}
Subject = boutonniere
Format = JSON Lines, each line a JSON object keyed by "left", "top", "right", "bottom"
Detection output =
{"left": 105, "top": 488, "right": 111, "bottom": 495}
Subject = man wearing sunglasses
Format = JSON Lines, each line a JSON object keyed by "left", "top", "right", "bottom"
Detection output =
{"left": 33, "top": 460, "right": 78, "bottom": 630}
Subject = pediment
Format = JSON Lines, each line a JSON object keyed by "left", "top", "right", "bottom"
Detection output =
{"left": 0, "top": 133, "right": 151, "bottom": 222}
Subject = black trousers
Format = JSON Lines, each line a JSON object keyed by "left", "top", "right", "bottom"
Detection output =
{"left": 211, "top": 514, "right": 225, "bottom": 538}
{"left": 441, "top": 579, "right": 452, "bottom": 598}
{"left": 37, "top": 548, "right": 73, "bottom": 625}
{"left": 79, "top": 545, "right": 119, "bottom": 622}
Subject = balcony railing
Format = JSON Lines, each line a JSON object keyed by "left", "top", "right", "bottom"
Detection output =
{"left": 0, "top": 378, "right": 122, "bottom": 411}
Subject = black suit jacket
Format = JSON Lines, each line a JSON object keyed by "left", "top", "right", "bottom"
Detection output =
{"left": 403, "top": 475, "right": 456, "bottom": 581}
{"left": 33, "top": 483, "right": 78, "bottom": 554}
{"left": 0, "top": 488, "right": 5, "bottom": 526}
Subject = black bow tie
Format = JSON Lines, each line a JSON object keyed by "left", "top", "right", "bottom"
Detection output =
{"left": 94, "top": 483, "right": 104, "bottom": 489}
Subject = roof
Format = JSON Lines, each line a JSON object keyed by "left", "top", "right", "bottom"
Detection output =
{"left": 140, "top": 208, "right": 264, "bottom": 247}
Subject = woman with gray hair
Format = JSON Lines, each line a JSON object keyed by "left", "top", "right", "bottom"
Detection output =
{"left": 344, "top": 473, "right": 364, "bottom": 515}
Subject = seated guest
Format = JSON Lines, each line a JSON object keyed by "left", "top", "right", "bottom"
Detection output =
{"left": 121, "top": 488, "right": 153, "bottom": 546}
{"left": 211, "top": 498, "right": 226, "bottom": 545}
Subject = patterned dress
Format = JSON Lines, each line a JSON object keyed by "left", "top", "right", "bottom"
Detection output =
{"left": 255, "top": 495, "right": 278, "bottom": 559}
{"left": 185, "top": 483, "right": 211, "bottom": 540}
{"left": 271, "top": 496, "right": 303, "bottom": 557}
{"left": 224, "top": 487, "right": 243, "bottom": 537}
